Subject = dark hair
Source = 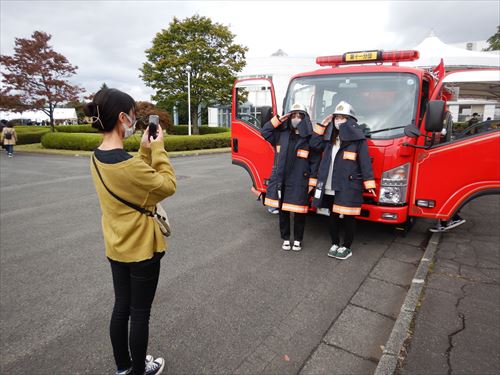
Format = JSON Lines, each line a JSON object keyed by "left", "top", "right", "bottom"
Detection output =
{"left": 331, "top": 125, "right": 339, "bottom": 144}
{"left": 84, "top": 88, "right": 136, "bottom": 132}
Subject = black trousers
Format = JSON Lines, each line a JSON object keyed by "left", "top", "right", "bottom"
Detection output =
{"left": 109, "top": 258, "right": 161, "bottom": 374}
{"left": 323, "top": 194, "right": 357, "bottom": 248}
{"left": 279, "top": 210, "right": 306, "bottom": 241}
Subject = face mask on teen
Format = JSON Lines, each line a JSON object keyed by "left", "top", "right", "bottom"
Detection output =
{"left": 122, "top": 113, "right": 137, "bottom": 139}
{"left": 291, "top": 118, "right": 301, "bottom": 128}
{"left": 334, "top": 117, "right": 347, "bottom": 129}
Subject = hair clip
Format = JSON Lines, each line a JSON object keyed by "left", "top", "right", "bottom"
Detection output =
{"left": 90, "top": 105, "right": 105, "bottom": 129}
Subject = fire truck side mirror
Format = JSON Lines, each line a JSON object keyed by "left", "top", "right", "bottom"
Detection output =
{"left": 425, "top": 100, "right": 446, "bottom": 133}
{"left": 404, "top": 124, "right": 421, "bottom": 138}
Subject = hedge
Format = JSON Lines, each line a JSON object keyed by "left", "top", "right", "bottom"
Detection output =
{"left": 171, "top": 125, "right": 230, "bottom": 135}
{"left": 55, "top": 125, "right": 98, "bottom": 133}
{"left": 41, "top": 132, "right": 231, "bottom": 152}
{"left": 9, "top": 127, "right": 50, "bottom": 144}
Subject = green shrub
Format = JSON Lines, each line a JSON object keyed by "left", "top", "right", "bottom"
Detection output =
{"left": 41, "top": 132, "right": 231, "bottom": 152}
{"left": 41, "top": 133, "right": 103, "bottom": 151}
{"left": 13, "top": 125, "right": 51, "bottom": 133}
{"left": 10, "top": 126, "right": 51, "bottom": 144}
{"left": 55, "top": 125, "right": 98, "bottom": 133}
{"left": 171, "top": 125, "right": 230, "bottom": 135}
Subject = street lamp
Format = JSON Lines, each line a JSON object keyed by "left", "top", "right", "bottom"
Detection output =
{"left": 186, "top": 65, "right": 192, "bottom": 136}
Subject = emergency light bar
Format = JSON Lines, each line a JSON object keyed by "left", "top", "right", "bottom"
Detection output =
{"left": 316, "top": 50, "right": 420, "bottom": 67}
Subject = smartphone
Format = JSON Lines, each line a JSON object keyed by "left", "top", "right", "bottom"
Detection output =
{"left": 148, "top": 115, "right": 159, "bottom": 139}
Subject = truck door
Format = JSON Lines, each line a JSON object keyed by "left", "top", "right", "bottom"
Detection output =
{"left": 408, "top": 70, "right": 500, "bottom": 220}
{"left": 231, "top": 78, "right": 278, "bottom": 193}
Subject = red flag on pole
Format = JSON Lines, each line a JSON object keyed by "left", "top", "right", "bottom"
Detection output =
{"left": 432, "top": 58, "right": 445, "bottom": 80}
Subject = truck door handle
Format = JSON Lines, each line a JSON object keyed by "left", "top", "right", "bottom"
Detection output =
{"left": 232, "top": 138, "right": 238, "bottom": 153}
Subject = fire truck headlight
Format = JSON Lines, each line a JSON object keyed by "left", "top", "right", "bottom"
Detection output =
{"left": 379, "top": 163, "right": 410, "bottom": 205}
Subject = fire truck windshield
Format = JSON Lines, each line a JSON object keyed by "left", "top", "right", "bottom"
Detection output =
{"left": 284, "top": 73, "right": 419, "bottom": 139}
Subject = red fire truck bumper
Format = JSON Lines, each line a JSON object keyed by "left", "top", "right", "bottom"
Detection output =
{"left": 357, "top": 204, "right": 408, "bottom": 224}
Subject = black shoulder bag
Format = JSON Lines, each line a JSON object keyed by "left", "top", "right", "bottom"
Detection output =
{"left": 92, "top": 155, "right": 171, "bottom": 237}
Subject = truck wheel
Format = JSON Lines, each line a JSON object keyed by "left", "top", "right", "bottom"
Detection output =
{"left": 395, "top": 216, "right": 415, "bottom": 235}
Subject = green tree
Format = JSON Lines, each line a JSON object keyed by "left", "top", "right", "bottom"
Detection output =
{"left": 484, "top": 26, "right": 500, "bottom": 51}
{"left": 0, "top": 31, "right": 83, "bottom": 131}
{"left": 141, "top": 15, "right": 247, "bottom": 134}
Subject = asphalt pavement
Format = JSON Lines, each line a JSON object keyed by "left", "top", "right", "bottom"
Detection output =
{"left": 1, "top": 151, "right": 433, "bottom": 374}
{"left": 398, "top": 195, "right": 500, "bottom": 375}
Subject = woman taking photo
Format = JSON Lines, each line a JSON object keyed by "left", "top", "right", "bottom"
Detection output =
{"left": 311, "top": 101, "right": 375, "bottom": 260}
{"left": 86, "top": 88, "right": 176, "bottom": 375}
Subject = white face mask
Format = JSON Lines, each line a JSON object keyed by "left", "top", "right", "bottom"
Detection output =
{"left": 122, "top": 114, "right": 136, "bottom": 139}
{"left": 334, "top": 117, "right": 346, "bottom": 129}
{"left": 291, "top": 118, "right": 301, "bottom": 128}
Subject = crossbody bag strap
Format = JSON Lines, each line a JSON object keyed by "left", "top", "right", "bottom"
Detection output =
{"left": 92, "top": 155, "right": 154, "bottom": 217}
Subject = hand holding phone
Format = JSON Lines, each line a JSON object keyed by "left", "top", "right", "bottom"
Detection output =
{"left": 148, "top": 115, "right": 159, "bottom": 140}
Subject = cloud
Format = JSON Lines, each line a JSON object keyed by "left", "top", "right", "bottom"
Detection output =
{"left": 1, "top": 1, "right": 499, "bottom": 102}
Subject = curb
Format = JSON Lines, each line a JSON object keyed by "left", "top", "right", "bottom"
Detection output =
{"left": 14, "top": 147, "right": 231, "bottom": 158}
{"left": 374, "top": 232, "right": 442, "bottom": 375}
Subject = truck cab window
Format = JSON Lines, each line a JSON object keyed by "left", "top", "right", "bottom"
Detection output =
{"left": 419, "top": 79, "right": 430, "bottom": 124}
{"left": 235, "top": 83, "right": 273, "bottom": 128}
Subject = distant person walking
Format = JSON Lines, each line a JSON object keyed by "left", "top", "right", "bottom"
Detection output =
{"left": 1, "top": 123, "right": 17, "bottom": 157}
{"left": 86, "top": 88, "right": 176, "bottom": 375}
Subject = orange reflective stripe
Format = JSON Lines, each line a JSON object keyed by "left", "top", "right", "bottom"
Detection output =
{"left": 332, "top": 204, "right": 361, "bottom": 216}
{"left": 297, "top": 149, "right": 309, "bottom": 158}
{"left": 281, "top": 203, "right": 308, "bottom": 214}
{"left": 271, "top": 116, "right": 282, "bottom": 128}
{"left": 309, "top": 178, "right": 318, "bottom": 187}
{"left": 313, "top": 123, "right": 326, "bottom": 135}
{"left": 264, "top": 197, "right": 280, "bottom": 208}
{"left": 343, "top": 151, "right": 357, "bottom": 161}
{"left": 364, "top": 180, "right": 376, "bottom": 189}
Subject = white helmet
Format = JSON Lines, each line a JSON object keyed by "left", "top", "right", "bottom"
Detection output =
{"left": 290, "top": 103, "right": 307, "bottom": 115}
{"left": 332, "top": 101, "right": 357, "bottom": 122}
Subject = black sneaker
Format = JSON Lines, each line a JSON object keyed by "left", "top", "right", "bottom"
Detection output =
{"left": 115, "top": 355, "right": 155, "bottom": 375}
{"left": 145, "top": 357, "right": 165, "bottom": 375}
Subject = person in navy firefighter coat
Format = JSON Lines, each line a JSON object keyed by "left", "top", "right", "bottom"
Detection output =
{"left": 261, "top": 103, "right": 320, "bottom": 252}
{"left": 311, "top": 101, "right": 376, "bottom": 260}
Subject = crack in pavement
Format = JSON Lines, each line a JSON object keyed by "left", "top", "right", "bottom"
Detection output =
{"left": 445, "top": 284, "right": 467, "bottom": 375}
{"left": 434, "top": 271, "right": 500, "bottom": 285}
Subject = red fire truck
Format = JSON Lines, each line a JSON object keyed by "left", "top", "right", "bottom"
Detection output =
{"left": 231, "top": 50, "right": 500, "bottom": 227}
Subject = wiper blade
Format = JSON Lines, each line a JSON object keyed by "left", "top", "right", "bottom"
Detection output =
{"left": 364, "top": 125, "right": 408, "bottom": 135}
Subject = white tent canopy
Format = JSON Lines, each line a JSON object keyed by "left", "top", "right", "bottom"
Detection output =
{"left": 402, "top": 34, "right": 499, "bottom": 69}
{"left": 0, "top": 108, "right": 77, "bottom": 123}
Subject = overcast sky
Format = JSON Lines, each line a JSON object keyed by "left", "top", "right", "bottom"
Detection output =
{"left": 1, "top": 0, "right": 498, "bottom": 101}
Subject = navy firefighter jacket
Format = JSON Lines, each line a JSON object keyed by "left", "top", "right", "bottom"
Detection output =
{"left": 310, "top": 117, "right": 375, "bottom": 216}
{"left": 261, "top": 115, "right": 320, "bottom": 214}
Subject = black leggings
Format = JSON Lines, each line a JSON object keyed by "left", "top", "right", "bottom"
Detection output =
{"left": 323, "top": 194, "right": 357, "bottom": 248}
{"left": 279, "top": 210, "right": 306, "bottom": 241}
{"left": 109, "top": 259, "right": 161, "bottom": 374}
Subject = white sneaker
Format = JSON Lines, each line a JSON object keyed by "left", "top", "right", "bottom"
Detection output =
{"left": 145, "top": 357, "right": 165, "bottom": 375}
{"left": 282, "top": 240, "right": 291, "bottom": 250}
{"left": 292, "top": 241, "right": 302, "bottom": 251}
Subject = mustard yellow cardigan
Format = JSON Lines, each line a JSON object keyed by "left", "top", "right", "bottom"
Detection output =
{"left": 90, "top": 142, "right": 176, "bottom": 262}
